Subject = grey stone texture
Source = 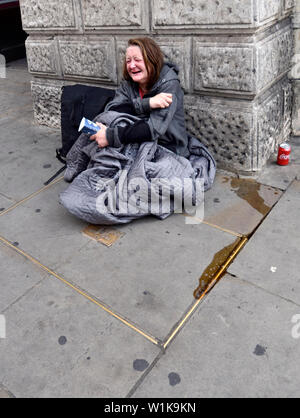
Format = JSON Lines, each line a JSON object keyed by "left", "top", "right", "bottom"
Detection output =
{"left": 19, "top": 0, "right": 296, "bottom": 172}
{"left": 291, "top": 0, "right": 300, "bottom": 135}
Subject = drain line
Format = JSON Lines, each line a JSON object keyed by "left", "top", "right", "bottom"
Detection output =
{"left": 163, "top": 236, "right": 248, "bottom": 350}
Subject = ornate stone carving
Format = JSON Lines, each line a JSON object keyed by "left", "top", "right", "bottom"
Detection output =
{"left": 194, "top": 44, "right": 255, "bottom": 94}
{"left": 82, "top": 0, "right": 147, "bottom": 31}
{"left": 31, "top": 80, "right": 63, "bottom": 128}
{"left": 184, "top": 95, "right": 253, "bottom": 171}
{"left": 194, "top": 23, "right": 293, "bottom": 96}
{"left": 257, "top": 26, "right": 294, "bottom": 91}
{"left": 152, "top": 0, "right": 254, "bottom": 28}
{"left": 59, "top": 37, "right": 117, "bottom": 83}
{"left": 185, "top": 77, "right": 292, "bottom": 172}
{"left": 292, "top": 81, "right": 300, "bottom": 136}
{"left": 257, "top": 0, "right": 281, "bottom": 24}
{"left": 26, "top": 38, "right": 60, "bottom": 75}
{"left": 284, "top": 0, "right": 295, "bottom": 11}
{"left": 156, "top": 37, "right": 192, "bottom": 92}
{"left": 20, "top": 0, "right": 77, "bottom": 30}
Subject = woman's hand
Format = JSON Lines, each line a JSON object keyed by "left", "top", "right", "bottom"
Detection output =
{"left": 149, "top": 93, "right": 173, "bottom": 109}
{"left": 90, "top": 123, "right": 109, "bottom": 148}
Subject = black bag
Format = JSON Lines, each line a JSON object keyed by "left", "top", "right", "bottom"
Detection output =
{"left": 44, "top": 84, "right": 115, "bottom": 185}
{"left": 57, "top": 84, "right": 115, "bottom": 162}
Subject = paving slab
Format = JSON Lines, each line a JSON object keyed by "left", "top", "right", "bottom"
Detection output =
{"left": 0, "top": 259, "right": 160, "bottom": 398}
{"left": 0, "top": 180, "right": 89, "bottom": 270}
{"left": 132, "top": 274, "right": 300, "bottom": 398}
{"left": 0, "top": 117, "right": 62, "bottom": 201}
{"left": 228, "top": 180, "right": 300, "bottom": 305}
{"left": 203, "top": 172, "right": 282, "bottom": 236}
{"left": 2, "top": 59, "right": 32, "bottom": 83}
{"left": 0, "top": 195, "right": 15, "bottom": 212}
{"left": 254, "top": 138, "right": 300, "bottom": 190}
{"left": 0, "top": 242, "right": 47, "bottom": 312}
{"left": 0, "top": 58, "right": 62, "bottom": 200}
{"left": 0, "top": 90, "right": 33, "bottom": 115}
{"left": 57, "top": 215, "right": 238, "bottom": 341}
{"left": 0, "top": 180, "right": 238, "bottom": 341}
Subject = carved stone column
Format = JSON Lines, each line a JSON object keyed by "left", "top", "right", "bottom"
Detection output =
{"left": 19, "top": 0, "right": 295, "bottom": 173}
{"left": 292, "top": 0, "right": 300, "bottom": 135}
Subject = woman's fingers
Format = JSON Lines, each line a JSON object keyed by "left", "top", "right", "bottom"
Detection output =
{"left": 149, "top": 93, "right": 173, "bottom": 109}
{"left": 159, "top": 93, "right": 172, "bottom": 108}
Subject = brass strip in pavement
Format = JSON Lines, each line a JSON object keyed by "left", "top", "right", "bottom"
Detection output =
{"left": 0, "top": 176, "right": 64, "bottom": 217}
{"left": 163, "top": 236, "right": 248, "bottom": 350}
{"left": 0, "top": 235, "right": 160, "bottom": 347}
{"left": 201, "top": 220, "right": 243, "bottom": 238}
{"left": 183, "top": 214, "right": 243, "bottom": 238}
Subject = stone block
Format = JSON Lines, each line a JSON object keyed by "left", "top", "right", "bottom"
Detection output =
{"left": 292, "top": 81, "right": 300, "bottom": 135}
{"left": 152, "top": 0, "right": 253, "bottom": 29}
{"left": 284, "top": 0, "right": 295, "bottom": 11}
{"left": 82, "top": 0, "right": 149, "bottom": 32}
{"left": 193, "top": 23, "right": 293, "bottom": 96}
{"left": 156, "top": 37, "right": 192, "bottom": 92}
{"left": 194, "top": 43, "right": 255, "bottom": 95}
{"left": 58, "top": 37, "right": 117, "bottom": 83}
{"left": 25, "top": 38, "right": 61, "bottom": 76}
{"left": 31, "top": 79, "right": 63, "bottom": 128}
{"left": 294, "top": 14, "right": 300, "bottom": 30}
{"left": 152, "top": 0, "right": 287, "bottom": 31}
{"left": 20, "top": 0, "right": 80, "bottom": 32}
{"left": 257, "top": 0, "right": 281, "bottom": 24}
{"left": 256, "top": 24, "right": 294, "bottom": 90}
{"left": 184, "top": 95, "right": 253, "bottom": 171}
{"left": 184, "top": 77, "right": 292, "bottom": 172}
{"left": 292, "top": 29, "right": 300, "bottom": 77}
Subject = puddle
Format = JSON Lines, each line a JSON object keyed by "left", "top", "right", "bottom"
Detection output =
{"left": 193, "top": 237, "right": 242, "bottom": 299}
{"left": 227, "top": 177, "right": 272, "bottom": 216}
{"left": 205, "top": 176, "right": 282, "bottom": 236}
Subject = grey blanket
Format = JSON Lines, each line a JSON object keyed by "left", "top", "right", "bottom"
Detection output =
{"left": 59, "top": 111, "right": 216, "bottom": 225}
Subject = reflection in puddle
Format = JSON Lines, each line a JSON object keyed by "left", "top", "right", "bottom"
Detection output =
{"left": 229, "top": 177, "right": 271, "bottom": 216}
{"left": 205, "top": 176, "right": 282, "bottom": 236}
{"left": 193, "top": 237, "right": 242, "bottom": 299}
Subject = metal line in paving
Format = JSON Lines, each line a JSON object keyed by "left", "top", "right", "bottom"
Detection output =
{"left": 0, "top": 231, "right": 248, "bottom": 352}
{"left": 0, "top": 175, "right": 249, "bottom": 352}
{"left": 162, "top": 236, "right": 248, "bottom": 350}
{"left": 182, "top": 214, "right": 244, "bottom": 238}
{"left": 0, "top": 235, "right": 161, "bottom": 347}
{"left": 0, "top": 176, "right": 64, "bottom": 218}
{"left": 201, "top": 220, "right": 244, "bottom": 237}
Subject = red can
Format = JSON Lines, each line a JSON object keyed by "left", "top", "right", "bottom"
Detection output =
{"left": 277, "top": 143, "right": 291, "bottom": 166}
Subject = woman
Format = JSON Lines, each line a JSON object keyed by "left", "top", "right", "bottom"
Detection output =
{"left": 60, "top": 37, "right": 216, "bottom": 225}
{"left": 90, "top": 37, "right": 189, "bottom": 158}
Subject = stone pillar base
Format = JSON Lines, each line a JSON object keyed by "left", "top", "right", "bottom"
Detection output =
{"left": 20, "top": 0, "right": 295, "bottom": 173}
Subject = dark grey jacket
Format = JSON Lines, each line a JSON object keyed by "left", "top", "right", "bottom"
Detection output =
{"left": 104, "top": 63, "right": 190, "bottom": 158}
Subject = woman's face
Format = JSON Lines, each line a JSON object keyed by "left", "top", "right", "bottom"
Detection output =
{"left": 125, "top": 46, "right": 148, "bottom": 89}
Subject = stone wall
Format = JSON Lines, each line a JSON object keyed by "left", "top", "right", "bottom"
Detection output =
{"left": 292, "top": 0, "right": 300, "bottom": 135}
{"left": 19, "top": 0, "right": 295, "bottom": 173}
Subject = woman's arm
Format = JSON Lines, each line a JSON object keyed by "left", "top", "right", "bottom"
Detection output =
{"left": 92, "top": 79, "right": 180, "bottom": 148}
{"left": 104, "top": 81, "right": 136, "bottom": 114}
{"left": 147, "top": 80, "right": 180, "bottom": 140}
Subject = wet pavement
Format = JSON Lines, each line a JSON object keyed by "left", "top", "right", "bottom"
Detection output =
{"left": 0, "top": 59, "right": 300, "bottom": 398}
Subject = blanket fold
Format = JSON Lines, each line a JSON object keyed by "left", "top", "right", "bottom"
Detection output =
{"left": 59, "top": 111, "right": 216, "bottom": 225}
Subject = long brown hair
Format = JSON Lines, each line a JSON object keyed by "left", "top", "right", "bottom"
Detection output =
{"left": 123, "top": 37, "right": 164, "bottom": 91}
